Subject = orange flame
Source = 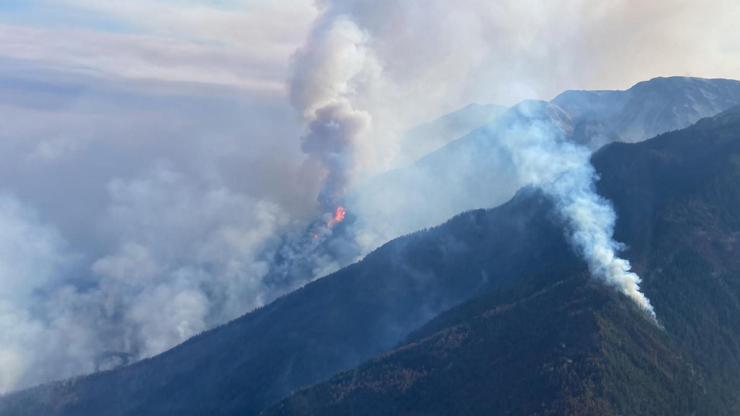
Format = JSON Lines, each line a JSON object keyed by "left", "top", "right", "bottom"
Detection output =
{"left": 327, "top": 206, "right": 347, "bottom": 227}
{"left": 334, "top": 206, "right": 347, "bottom": 223}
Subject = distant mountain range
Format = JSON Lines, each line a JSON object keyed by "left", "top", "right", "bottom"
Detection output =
{"left": 555, "top": 76, "right": 740, "bottom": 147}
{"left": 1, "top": 79, "right": 739, "bottom": 415}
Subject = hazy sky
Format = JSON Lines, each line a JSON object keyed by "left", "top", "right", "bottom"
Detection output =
{"left": 0, "top": 0, "right": 317, "bottom": 91}
{"left": 1, "top": 0, "right": 738, "bottom": 105}
{"left": 0, "top": 0, "right": 739, "bottom": 393}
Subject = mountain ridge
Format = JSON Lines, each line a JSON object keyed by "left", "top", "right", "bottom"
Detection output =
{"left": 262, "top": 107, "right": 740, "bottom": 415}
{"left": 2, "top": 86, "right": 739, "bottom": 416}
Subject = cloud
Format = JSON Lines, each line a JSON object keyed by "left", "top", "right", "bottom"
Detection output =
{"left": 0, "top": 24, "right": 283, "bottom": 92}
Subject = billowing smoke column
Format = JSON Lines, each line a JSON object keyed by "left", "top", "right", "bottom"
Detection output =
{"left": 492, "top": 103, "right": 656, "bottom": 319}
{"left": 259, "top": 15, "right": 380, "bottom": 295}
{"left": 551, "top": 167, "right": 655, "bottom": 317}
{"left": 303, "top": 103, "right": 369, "bottom": 210}
{"left": 290, "top": 15, "right": 376, "bottom": 213}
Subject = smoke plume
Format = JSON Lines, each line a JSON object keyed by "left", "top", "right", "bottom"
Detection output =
{"left": 290, "top": 16, "right": 377, "bottom": 210}
{"left": 489, "top": 102, "right": 655, "bottom": 317}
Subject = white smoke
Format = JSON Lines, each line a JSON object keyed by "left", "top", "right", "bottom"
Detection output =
{"left": 551, "top": 170, "right": 655, "bottom": 316}
{"left": 489, "top": 102, "right": 655, "bottom": 317}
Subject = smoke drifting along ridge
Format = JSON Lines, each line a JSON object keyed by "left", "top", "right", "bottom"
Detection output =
{"left": 551, "top": 169, "right": 655, "bottom": 317}
{"left": 489, "top": 103, "right": 655, "bottom": 317}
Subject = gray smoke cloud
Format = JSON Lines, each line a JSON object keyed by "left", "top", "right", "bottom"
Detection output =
{"left": 290, "top": 15, "right": 377, "bottom": 209}
{"left": 301, "top": 102, "right": 370, "bottom": 208}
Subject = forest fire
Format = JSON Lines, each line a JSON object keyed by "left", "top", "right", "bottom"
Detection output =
{"left": 309, "top": 206, "right": 347, "bottom": 242}
{"left": 328, "top": 206, "right": 347, "bottom": 227}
